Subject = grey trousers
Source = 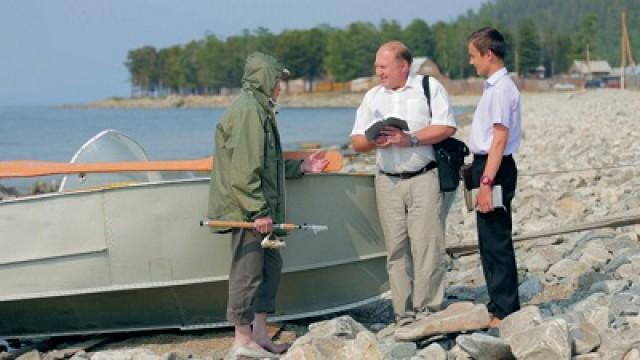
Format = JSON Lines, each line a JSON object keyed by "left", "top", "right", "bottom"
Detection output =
{"left": 375, "top": 169, "right": 446, "bottom": 319}
{"left": 226, "top": 229, "right": 283, "bottom": 325}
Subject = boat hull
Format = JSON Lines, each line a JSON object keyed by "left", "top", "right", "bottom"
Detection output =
{"left": 0, "top": 174, "right": 387, "bottom": 338}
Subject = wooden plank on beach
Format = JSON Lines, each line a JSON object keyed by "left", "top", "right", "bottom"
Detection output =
{"left": 447, "top": 210, "right": 640, "bottom": 256}
{"left": 0, "top": 151, "right": 343, "bottom": 178}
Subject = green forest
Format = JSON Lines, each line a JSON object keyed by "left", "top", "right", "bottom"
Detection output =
{"left": 125, "top": 0, "right": 640, "bottom": 96}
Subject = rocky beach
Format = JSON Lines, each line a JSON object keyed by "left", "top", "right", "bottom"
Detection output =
{"left": 3, "top": 89, "right": 640, "bottom": 359}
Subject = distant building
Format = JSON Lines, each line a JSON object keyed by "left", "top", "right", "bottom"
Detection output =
{"left": 569, "top": 60, "right": 612, "bottom": 79}
{"left": 411, "top": 57, "right": 442, "bottom": 77}
{"left": 527, "top": 65, "right": 546, "bottom": 79}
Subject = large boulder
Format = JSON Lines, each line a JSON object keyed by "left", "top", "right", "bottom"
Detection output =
{"left": 394, "top": 302, "right": 490, "bottom": 341}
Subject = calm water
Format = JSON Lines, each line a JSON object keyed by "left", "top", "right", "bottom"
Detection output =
{"left": 2, "top": 105, "right": 470, "bottom": 161}
{"left": 1, "top": 106, "right": 361, "bottom": 162}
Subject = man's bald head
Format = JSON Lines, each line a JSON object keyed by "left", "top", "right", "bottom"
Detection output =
{"left": 375, "top": 41, "right": 412, "bottom": 90}
{"left": 378, "top": 41, "right": 413, "bottom": 67}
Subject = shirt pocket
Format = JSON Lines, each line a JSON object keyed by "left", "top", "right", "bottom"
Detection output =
{"left": 407, "top": 98, "right": 430, "bottom": 131}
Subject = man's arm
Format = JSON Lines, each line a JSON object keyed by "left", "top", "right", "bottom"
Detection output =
{"left": 414, "top": 125, "right": 456, "bottom": 145}
{"left": 475, "top": 124, "right": 508, "bottom": 213}
{"left": 378, "top": 125, "right": 456, "bottom": 147}
{"left": 351, "top": 134, "right": 377, "bottom": 152}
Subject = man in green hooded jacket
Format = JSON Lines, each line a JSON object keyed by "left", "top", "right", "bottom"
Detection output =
{"left": 208, "top": 52, "right": 327, "bottom": 357}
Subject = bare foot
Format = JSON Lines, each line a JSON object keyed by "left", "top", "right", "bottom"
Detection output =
{"left": 488, "top": 314, "right": 502, "bottom": 328}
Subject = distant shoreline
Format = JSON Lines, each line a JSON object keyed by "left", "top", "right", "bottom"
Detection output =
{"left": 64, "top": 92, "right": 481, "bottom": 109}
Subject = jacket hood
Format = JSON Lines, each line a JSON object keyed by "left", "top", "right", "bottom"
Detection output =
{"left": 241, "top": 52, "right": 288, "bottom": 98}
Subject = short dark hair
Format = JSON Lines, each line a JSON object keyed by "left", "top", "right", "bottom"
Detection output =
{"left": 397, "top": 45, "right": 413, "bottom": 66}
{"left": 468, "top": 27, "right": 506, "bottom": 60}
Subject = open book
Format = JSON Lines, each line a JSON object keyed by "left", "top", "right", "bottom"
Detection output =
{"left": 364, "top": 117, "right": 409, "bottom": 142}
{"left": 465, "top": 185, "right": 505, "bottom": 212}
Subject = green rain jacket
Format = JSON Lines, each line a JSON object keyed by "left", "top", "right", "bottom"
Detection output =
{"left": 208, "top": 52, "right": 303, "bottom": 234}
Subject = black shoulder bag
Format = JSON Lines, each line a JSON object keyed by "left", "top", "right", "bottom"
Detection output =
{"left": 423, "top": 76, "right": 470, "bottom": 192}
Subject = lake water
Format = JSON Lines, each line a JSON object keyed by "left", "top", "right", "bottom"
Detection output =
{"left": 1, "top": 105, "right": 469, "bottom": 190}
{"left": 2, "top": 105, "right": 470, "bottom": 161}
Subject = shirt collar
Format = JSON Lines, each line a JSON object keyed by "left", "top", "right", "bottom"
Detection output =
{"left": 383, "top": 73, "right": 418, "bottom": 93}
{"left": 485, "top": 67, "right": 508, "bottom": 88}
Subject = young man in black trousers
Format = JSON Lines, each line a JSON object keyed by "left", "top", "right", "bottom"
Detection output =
{"left": 467, "top": 27, "right": 522, "bottom": 328}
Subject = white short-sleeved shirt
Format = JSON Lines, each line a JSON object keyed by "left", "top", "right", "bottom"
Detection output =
{"left": 468, "top": 68, "right": 521, "bottom": 155}
{"left": 351, "top": 74, "right": 457, "bottom": 173}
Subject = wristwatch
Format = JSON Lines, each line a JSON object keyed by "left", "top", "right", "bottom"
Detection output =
{"left": 480, "top": 175, "right": 494, "bottom": 186}
{"left": 409, "top": 133, "right": 419, "bottom": 147}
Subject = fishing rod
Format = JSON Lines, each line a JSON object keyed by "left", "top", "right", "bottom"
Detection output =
{"left": 199, "top": 219, "right": 329, "bottom": 249}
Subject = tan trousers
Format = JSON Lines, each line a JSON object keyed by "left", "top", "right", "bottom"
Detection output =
{"left": 375, "top": 169, "right": 446, "bottom": 319}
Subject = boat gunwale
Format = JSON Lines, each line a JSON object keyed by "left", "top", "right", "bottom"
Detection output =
{"left": 0, "top": 173, "right": 375, "bottom": 205}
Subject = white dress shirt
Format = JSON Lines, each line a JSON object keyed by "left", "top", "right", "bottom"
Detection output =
{"left": 468, "top": 68, "right": 521, "bottom": 155}
{"left": 351, "top": 74, "right": 457, "bottom": 173}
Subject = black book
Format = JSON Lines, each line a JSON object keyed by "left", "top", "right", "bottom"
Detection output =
{"left": 364, "top": 117, "right": 409, "bottom": 142}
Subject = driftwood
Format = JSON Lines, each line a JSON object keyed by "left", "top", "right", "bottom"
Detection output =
{"left": 447, "top": 210, "right": 640, "bottom": 256}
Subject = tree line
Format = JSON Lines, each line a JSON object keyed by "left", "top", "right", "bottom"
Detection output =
{"left": 125, "top": 0, "right": 639, "bottom": 96}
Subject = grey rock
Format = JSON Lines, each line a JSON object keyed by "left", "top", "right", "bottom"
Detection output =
{"left": 509, "top": 319, "right": 571, "bottom": 360}
{"left": 570, "top": 315, "right": 602, "bottom": 355}
{"left": 579, "top": 240, "right": 613, "bottom": 271}
{"left": 388, "top": 342, "right": 416, "bottom": 360}
{"left": 394, "top": 302, "right": 490, "bottom": 341}
{"left": 91, "top": 349, "right": 161, "bottom": 360}
{"left": 624, "top": 348, "right": 640, "bottom": 360}
{"left": 572, "top": 293, "right": 609, "bottom": 313}
{"left": 69, "top": 352, "right": 89, "bottom": 360}
{"left": 578, "top": 272, "right": 610, "bottom": 292}
{"left": 583, "top": 306, "right": 611, "bottom": 331}
{"left": 307, "top": 315, "right": 367, "bottom": 339}
{"left": 523, "top": 247, "right": 563, "bottom": 273}
{"left": 519, "top": 276, "right": 544, "bottom": 302}
{"left": 575, "top": 353, "right": 602, "bottom": 359}
{"left": 42, "top": 351, "right": 65, "bottom": 360}
{"left": 610, "top": 293, "right": 640, "bottom": 317}
{"left": 546, "top": 259, "right": 590, "bottom": 285}
{"left": 598, "top": 328, "right": 637, "bottom": 360}
{"left": 499, "top": 305, "right": 544, "bottom": 339}
{"left": 447, "top": 344, "right": 473, "bottom": 360}
{"left": 590, "top": 280, "right": 630, "bottom": 295}
{"left": 416, "top": 343, "right": 447, "bottom": 360}
{"left": 284, "top": 316, "right": 376, "bottom": 360}
{"left": 605, "top": 256, "right": 632, "bottom": 274}
{"left": 343, "top": 331, "right": 385, "bottom": 360}
{"left": 456, "top": 333, "right": 514, "bottom": 360}
{"left": 161, "top": 352, "right": 189, "bottom": 360}
{"left": 575, "top": 230, "right": 617, "bottom": 248}
{"left": 553, "top": 196, "right": 587, "bottom": 218}
{"left": 617, "top": 264, "right": 636, "bottom": 280}
{"left": 282, "top": 336, "right": 345, "bottom": 360}
{"left": 16, "top": 351, "right": 41, "bottom": 360}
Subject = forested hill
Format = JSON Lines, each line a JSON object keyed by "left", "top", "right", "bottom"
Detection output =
{"left": 467, "top": 0, "right": 639, "bottom": 67}
{"left": 124, "top": 0, "right": 639, "bottom": 96}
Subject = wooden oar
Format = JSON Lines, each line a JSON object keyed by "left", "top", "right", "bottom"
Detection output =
{"left": 0, "top": 151, "right": 343, "bottom": 178}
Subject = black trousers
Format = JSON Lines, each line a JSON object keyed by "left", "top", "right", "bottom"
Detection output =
{"left": 472, "top": 154, "right": 520, "bottom": 319}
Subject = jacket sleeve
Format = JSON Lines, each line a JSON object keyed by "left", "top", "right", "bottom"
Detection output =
{"left": 228, "top": 107, "right": 271, "bottom": 221}
{"left": 284, "top": 159, "right": 304, "bottom": 179}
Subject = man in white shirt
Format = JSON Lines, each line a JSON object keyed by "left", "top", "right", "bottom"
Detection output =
{"left": 351, "top": 41, "right": 457, "bottom": 325}
{"left": 467, "top": 27, "right": 522, "bottom": 328}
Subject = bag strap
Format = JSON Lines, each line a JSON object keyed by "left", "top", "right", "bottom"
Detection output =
{"left": 422, "top": 75, "right": 432, "bottom": 118}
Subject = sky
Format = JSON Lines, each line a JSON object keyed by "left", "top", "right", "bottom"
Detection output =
{"left": 0, "top": 0, "right": 487, "bottom": 106}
